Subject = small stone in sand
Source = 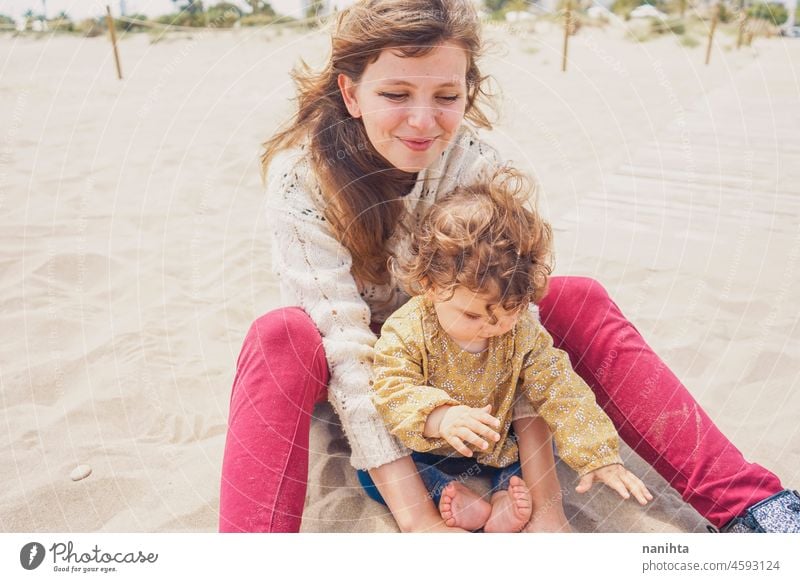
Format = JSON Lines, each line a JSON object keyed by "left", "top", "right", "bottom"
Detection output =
{"left": 70, "top": 465, "right": 92, "bottom": 481}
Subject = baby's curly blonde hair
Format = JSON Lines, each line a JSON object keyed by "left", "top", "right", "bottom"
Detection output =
{"left": 396, "top": 167, "right": 553, "bottom": 316}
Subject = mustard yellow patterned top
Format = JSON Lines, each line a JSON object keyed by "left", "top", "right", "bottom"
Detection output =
{"left": 371, "top": 295, "right": 623, "bottom": 476}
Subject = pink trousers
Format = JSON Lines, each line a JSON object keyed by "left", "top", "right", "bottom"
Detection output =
{"left": 218, "top": 276, "right": 783, "bottom": 532}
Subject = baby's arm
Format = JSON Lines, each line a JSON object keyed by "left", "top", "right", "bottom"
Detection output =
{"left": 519, "top": 320, "right": 652, "bottom": 504}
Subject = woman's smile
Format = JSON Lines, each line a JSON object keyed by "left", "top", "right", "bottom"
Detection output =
{"left": 339, "top": 41, "right": 468, "bottom": 172}
{"left": 397, "top": 137, "right": 438, "bottom": 151}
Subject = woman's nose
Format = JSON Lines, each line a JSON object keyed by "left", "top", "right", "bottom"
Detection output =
{"left": 406, "top": 106, "right": 437, "bottom": 131}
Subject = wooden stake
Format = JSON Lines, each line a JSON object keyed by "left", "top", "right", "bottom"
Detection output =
{"left": 736, "top": 15, "right": 746, "bottom": 50}
{"left": 562, "top": 0, "right": 571, "bottom": 73}
{"left": 705, "top": 3, "right": 719, "bottom": 66}
{"left": 105, "top": 5, "right": 123, "bottom": 80}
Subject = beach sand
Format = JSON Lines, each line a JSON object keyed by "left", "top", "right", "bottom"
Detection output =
{"left": 1, "top": 20, "right": 798, "bottom": 532}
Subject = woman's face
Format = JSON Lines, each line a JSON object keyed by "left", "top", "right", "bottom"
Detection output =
{"left": 338, "top": 41, "right": 469, "bottom": 173}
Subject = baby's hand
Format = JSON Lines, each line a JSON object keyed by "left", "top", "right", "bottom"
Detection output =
{"left": 575, "top": 464, "right": 653, "bottom": 505}
{"left": 438, "top": 405, "right": 501, "bottom": 457}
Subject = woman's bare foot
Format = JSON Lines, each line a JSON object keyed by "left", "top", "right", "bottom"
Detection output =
{"left": 484, "top": 476, "right": 532, "bottom": 533}
{"left": 438, "top": 481, "right": 492, "bottom": 531}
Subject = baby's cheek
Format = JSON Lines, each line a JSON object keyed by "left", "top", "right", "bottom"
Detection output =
{"left": 460, "top": 324, "right": 480, "bottom": 338}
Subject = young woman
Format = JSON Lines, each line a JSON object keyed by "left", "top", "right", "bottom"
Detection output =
{"left": 218, "top": 0, "right": 798, "bottom": 533}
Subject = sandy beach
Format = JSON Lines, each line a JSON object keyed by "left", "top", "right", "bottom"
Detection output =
{"left": 1, "top": 19, "right": 798, "bottom": 532}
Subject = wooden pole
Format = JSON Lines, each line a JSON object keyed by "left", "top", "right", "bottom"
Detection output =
{"left": 562, "top": 0, "right": 571, "bottom": 73}
{"left": 704, "top": 3, "right": 719, "bottom": 66}
{"left": 105, "top": 5, "right": 123, "bottom": 80}
{"left": 736, "top": 14, "right": 747, "bottom": 50}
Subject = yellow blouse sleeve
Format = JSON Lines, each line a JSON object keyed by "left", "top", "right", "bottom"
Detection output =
{"left": 520, "top": 322, "right": 622, "bottom": 476}
{"left": 371, "top": 312, "right": 459, "bottom": 452}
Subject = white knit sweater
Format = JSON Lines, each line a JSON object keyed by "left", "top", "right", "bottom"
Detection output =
{"left": 266, "top": 124, "right": 509, "bottom": 470}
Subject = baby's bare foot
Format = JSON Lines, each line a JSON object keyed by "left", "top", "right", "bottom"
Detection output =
{"left": 484, "top": 476, "right": 532, "bottom": 533}
{"left": 439, "top": 481, "right": 492, "bottom": 531}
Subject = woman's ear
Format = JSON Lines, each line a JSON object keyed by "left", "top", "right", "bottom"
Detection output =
{"left": 337, "top": 73, "right": 362, "bottom": 118}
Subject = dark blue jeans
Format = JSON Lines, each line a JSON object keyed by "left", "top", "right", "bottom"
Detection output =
{"left": 357, "top": 452, "right": 522, "bottom": 506}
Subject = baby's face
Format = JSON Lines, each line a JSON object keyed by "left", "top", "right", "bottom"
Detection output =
{"left": 428, "top": 286, "right": 523, "bottom": 351}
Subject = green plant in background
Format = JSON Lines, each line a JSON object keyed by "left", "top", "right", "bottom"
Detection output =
{"left": 611, "top": 0, "right": 642, "bottom": 18}
{"left": 240, "top": 1, "right": 279, "bottom": 27}
{"left": 305, "top": 0, "right": 321, "bottom": 18}
{"left": 207, "top": 2, "right": 242, "bottom": 27}
{"left": 511, "top": 0, "right": 531, "bottom": 9}
{"left": 245, "top": 0, "right": 276, "bottom": 14}
{"left": 679, "top": 33, "right": 700, "bottom": 46}
{"left": 22, "top": 8, "right": 36, "bottom": 29}
{"left": 48, "top": 10, "right": 74, "bottom": 31}
{"left": 76, "top": 17, "right": 106, "bottom": 37}
{"left": 662, "top": 0, "right": 692, "bottom": 18}
{"left": 240, "top": 12, "right": 281, "bottom": 26}
{"left": 171, "top": 0, "right": 205, "bottom": 14}
{"left": 747, "top": 2, "right": 789, "bottom": 25}
{"left": 651, "top": 17, "right": 685, "bottom": 34}
{"left": 0, "top": 13, "right": 16, "bottom": 29}
{"left": 118, "top": 13, "right": 148, "bottom": 31}
{"left": 555, "top": 0, "right": 582, "bottom": 9}
{"left": 156, "top": 12, "right": 195, "bottom": 26}
{"left": 484, "top": 0, "right": 531, "bottom": 20}
{"left": 626, "top": 22, "right": 655, "bottom": 40}
{"left": 716, "top": 3, "right": 735, "bottom": 23}
{"left": 159, "top": 1, "right": 206, "bottom": 26}
{"left": 484, "top": 0, "right": 512, "bottom": 14}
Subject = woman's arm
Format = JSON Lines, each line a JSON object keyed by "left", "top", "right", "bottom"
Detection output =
{"left": 368, "top": 456, "right": 466, "bottom": 533}
{"left": 266, "top": 151, "right": 407, "bottom": 470}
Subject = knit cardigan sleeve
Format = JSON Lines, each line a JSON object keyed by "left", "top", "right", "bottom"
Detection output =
{"left": 265, "top": 149, "right": 408, "bottom": 470}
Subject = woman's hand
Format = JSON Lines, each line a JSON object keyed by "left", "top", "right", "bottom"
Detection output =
{"left": 575, "top": 464, "right": 653, "bottom": 505}
{"left": 425, "top": 404, "right": 501, "bottom": 457}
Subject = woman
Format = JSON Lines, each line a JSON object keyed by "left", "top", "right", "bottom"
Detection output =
{"left": 218, "top": 0, "right": 798, "bottom": 533}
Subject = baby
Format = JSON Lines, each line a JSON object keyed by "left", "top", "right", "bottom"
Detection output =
{"left": 368, "top": 168, "right": 652, "bottom": 532}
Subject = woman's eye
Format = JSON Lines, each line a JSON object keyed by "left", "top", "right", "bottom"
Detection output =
{"left": 464, "top": 314, "right": 481, "bottom": 321}
{"left": 378, "top": 92, "right": 407, "bottom": 101}
{"left": 378, "top": 93, "right": 460, "bottom": 103}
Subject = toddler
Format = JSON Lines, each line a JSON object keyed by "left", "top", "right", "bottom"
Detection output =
{"left": 366, "top": 168, "right": 652, "bottom": 532}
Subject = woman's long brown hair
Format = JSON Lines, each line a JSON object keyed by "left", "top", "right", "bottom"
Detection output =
{"left": 261, "top": 0, "right": 496, "bottom": 286}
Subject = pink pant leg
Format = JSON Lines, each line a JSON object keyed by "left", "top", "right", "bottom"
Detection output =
{"left": 538, "top": 276, "right": 783, "bottom": 528}
{"left": 219, "top": 307, "right": 328, "bottom": 532}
